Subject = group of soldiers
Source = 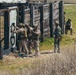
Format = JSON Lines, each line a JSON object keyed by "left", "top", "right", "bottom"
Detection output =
{"left": 12, "top": 21, "right": 63, "bottom": 55}
{"left": 12, "top": 23, "right": 40, "bottom": 57}
{"left": 11, "top": 14, "right": 73, "bottom": 56}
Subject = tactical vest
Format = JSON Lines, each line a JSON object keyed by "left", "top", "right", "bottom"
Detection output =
{"left": 27, "top": 28, "right": 32, "bottom": 40}
{"left": 66, "top": 21, "right": 71, "bottom": 30}
{"left": 32, "top": 30, "right": 39, "bottom": 40}
{"left": 67, "top": 21, "right": 71, "bottom": 26}
{"left": 32, "top": 34, "right": 39, "bottom": 40}
{"left": 54, "top": 26, "right": 61, "bottom": 38}
{"left": 18, "top": 31, "right": 26, "bottom": 40}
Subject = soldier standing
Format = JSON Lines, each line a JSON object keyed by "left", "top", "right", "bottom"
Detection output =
{"left": 26, "top": 24, "right": 33, "bottom": 54}
{"left": 32, "top": 24, "right": 40, "bottom": 56}
{"left": 65, "top": 18, "right": 73, "bottom": 35}
{"left": 64, "top": 12, "right": 66, "bottom": 34}
{"left": 54, "top": 21, "right": 62, "bottom": 53}
{"left": 12, "top": 23, "right": 28, "bottom": 56}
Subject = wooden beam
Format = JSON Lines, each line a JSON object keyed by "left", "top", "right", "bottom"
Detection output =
{"left": 0, "top": 15, "right": 3, "bottom": 60}
{"left": 0, "top": 9, "right": 7, "bottom": 12}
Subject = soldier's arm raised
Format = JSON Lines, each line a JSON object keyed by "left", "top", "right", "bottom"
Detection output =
{"left": 12, "top": 29, "right": 22, "bottom": 33}
{"left": 33, "top": 30, "right": 40, "bottom": 35}
{"left": 25, "top": 24, "right": 33, "bottom": 31}
{"left": 16, "top": 29, "right": 23, "bottom": 33}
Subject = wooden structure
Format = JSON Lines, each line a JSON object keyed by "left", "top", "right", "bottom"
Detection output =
{"left": 0, "top": 1, "right": 64, "bottom": 59}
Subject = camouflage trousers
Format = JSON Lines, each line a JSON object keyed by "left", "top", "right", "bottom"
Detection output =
{"left": 33, "top": 40, "right": 40, "bottom": 56}
{"left": 19, "top": 39, "right": 28, "bottom": 54}
{"left": 54, "top": 38, "right": 60, "bottom": 53}
{"left": 65, "top": 28, "right": 73, "bottom": 35}
{"left": 28, "top": 40, "right": 33, "bottom": 54}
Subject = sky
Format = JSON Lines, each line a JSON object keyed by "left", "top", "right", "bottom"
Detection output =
{"left": 0, "top": 0, "right": 27, "bottom": 3}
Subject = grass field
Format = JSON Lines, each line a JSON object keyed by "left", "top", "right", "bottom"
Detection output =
{"left": 40, "top": 4, "right": 76, "bottom": 50}
{"left": 0, "top": 4, "right": 76, "bottom": 75}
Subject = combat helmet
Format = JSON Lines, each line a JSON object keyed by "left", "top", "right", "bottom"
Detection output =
{"left": 55, "top": 21, "right": 59, "bottom": 26}
{"left": 33, "top": 23, "right": 38, "bottom": 28}
{"left": 19, "top": 23, "right": 25, "bottom": 28}
{"left": 68, "top": 18, "right": 71, "bottom": 21}
{"left": 12, "top": 23, "right": 15, "bottom": 26}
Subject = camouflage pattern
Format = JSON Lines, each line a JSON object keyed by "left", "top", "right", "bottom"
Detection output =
{"left": 54, "top": 22, "right": 61, "bottom": 53}
{"left": 13, "top": 25, "right": 28, "bottom": 55}
{"left": 27, "top": 24, "right": 40, "bottom": 56}
{"left": 27, "top": 26, "right": 33, "bottom": 54}
{"left": 32, "top": 28, "right": 40, "bottom": 56}
{"left": 65, "top": 18, "right": 73, "bottom": 35}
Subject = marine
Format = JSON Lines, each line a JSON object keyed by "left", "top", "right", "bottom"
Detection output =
{"left": 54, "top": 21, "right": 62, "bottom": 53}
{"left": 12, "top": 23, "right": 28, "bottom": 56}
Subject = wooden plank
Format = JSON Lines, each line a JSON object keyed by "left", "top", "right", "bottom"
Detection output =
{"left": 53, "top": 1, "right": 59, "bottom": 9}
{"left": 33, "top": 8, "right": 40, "bottom": 29}
{"left": 53, "top": 1, "right": 60, "bottom": 33}
{"left": 0, "top": 9, "right": 7, "bottom": 12}
{"left": 43, "top": 5, "right": 50, "bottom": 38}
{"left": 0, "top": 6, "right": 18, "bottom": 13}
{"left": 24, "top": 8, "right": 30, "bottom": 25}
{"left": 53, "top": 9, "right": 59, "bottom": 19}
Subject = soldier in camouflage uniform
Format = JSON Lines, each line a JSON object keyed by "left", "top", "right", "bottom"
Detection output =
{"left": 26, "top": 23, "right": 40, "bottom": 56}
{"left": 65, "top": 18, "right": 73, "bottom": 35}
{"left": 12, "top": 23, "right": 28, "bottom": 56}
{"left": 25, "top": 24, "right": 33, "bottom": 54}
{"left": 32, "top": 25, "right": 40, "bottom": 56}
{"left": 54, "top": 21, "right": 62, "bottom": 53}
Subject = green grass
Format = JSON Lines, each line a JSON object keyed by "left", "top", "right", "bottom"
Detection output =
{"left": 0, "top": 4, "right": 76, "bottom": 72}
{"left": 40, "top": 4, "right": 76, "bottom": 50}
{"left": 40, "top": 38, "right": 54, "bottom": 50}
{"left": 64, "top": 4, "right": 76, "bottom": 32}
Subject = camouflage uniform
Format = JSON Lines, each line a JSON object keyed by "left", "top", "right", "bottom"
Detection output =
{"left": 64, "top": 12, "right": 66, "bottom": 34}
{"left": 26, "top": 25, "right": 33, "bottom": 54}
{"left": 32, "top": 25, "right": 40, "bottom": 56}
{"left": 65, "top": 18, "right": 73, "bottom": 35}
{"left": 54, "top": 21, "right": 62, "bottom": 53}
{"left": 13, "top": 24, "right": 28, "bottom": 55}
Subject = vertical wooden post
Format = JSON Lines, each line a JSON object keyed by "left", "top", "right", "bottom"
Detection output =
{"left": 49, "top": 2, "right": 53, "bottom": 37}
{"left": 40, "top": 5, "right": 44, "bottom": 42}
{"left": 59, "top": 1, "right": 64, "bottom": 34}
{"left": 44, "top": 0, "right": 47, "bottom": 4}
{"left": 4, "top": 11, "right": 9, "bottom": 50}
{"left": 0, "top": 14, "right": 3, "bottom": 60}
{"left": 27, "top": 0, "right": 30, "bottom": 7}
{"left": 30, "top": 5, "right": 34, "bottom": 26}
{"left": 18, "top": 4, "right": 24, "bottom": 23}
{"left": 16, "top": 8, "right": 19, "bottom": 50}
{"left": 21, "top": 5, "right": 25, "bottom": 23}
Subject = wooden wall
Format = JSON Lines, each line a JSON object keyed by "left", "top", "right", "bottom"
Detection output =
{"left": 29, "top": 0, "right": 76, "bottom": 3}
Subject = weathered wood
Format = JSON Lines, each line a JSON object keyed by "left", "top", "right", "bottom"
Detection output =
{"left": 4, "top": 11, "right": 9, "bottom": 50}
{"left": 24, "top": 8, "right": 30, "bottom": 25}
{"left": 33, "top": 9, "right": 40, "bottom": 29}
{"left": 40, "top": 4, "right": 50, "bottom": 42}
{"left": 0, "top": 9, "right": 7, "bottom": 12}
{"left": 0, "top": 15, "right": 3, "bottom": 60}
{"left": 40, "top": 5, "right": 43, "bottom": 42}
{"left": 49, "top": 2, "right": 53, "bottom": 37}
{"left": 59, "top": 1, "right": 64, "bottom": 34}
